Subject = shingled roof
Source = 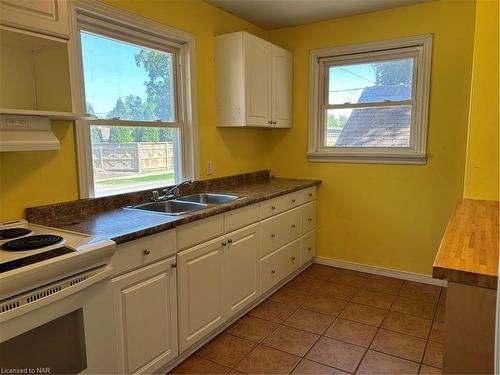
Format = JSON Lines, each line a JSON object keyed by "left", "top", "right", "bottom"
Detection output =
{"left": 335, "top": 85, "right": 412, "bottom": 147}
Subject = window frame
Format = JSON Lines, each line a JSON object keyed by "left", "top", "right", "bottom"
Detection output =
{"left": 308, "top": 34, "right": 432, "bottom": 164}
{"left": 68, "top": 0, "right": 199, "bottom": 198}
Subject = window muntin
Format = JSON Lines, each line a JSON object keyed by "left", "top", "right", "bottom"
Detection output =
{"left": 79, "top": 28, "right": 184, "bottom": 196}
{"left": 308, "top": 36, "right": 432, "bottom": 164}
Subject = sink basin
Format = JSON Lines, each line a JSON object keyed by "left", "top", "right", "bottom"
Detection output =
{"left": 176, "top": 193, "right": 243, "bottom": 204}
{"left": 131, "top": 200, "right": 207, "bottom": 215}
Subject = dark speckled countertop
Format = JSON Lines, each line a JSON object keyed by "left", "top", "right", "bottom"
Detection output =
{"left": 26, "top": 171, "right": 320, "bottom": 244}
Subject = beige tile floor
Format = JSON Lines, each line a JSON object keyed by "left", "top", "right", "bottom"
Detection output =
{"left": 171, "top": 264, "right": 446, "bottom": 374}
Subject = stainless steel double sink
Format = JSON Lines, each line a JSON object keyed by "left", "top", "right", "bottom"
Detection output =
{"left": 127, "top": 193, "right": 244, "bottom": 216}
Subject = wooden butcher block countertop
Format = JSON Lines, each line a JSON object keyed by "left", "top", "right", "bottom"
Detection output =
{"left": 433, "top": 199, "right": 499, "bottom": 289}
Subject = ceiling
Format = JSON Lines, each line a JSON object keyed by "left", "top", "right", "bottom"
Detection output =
{"left": 205, "top": 0, "right": 432, "bottom": 29}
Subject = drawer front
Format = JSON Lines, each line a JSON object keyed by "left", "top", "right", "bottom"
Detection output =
{"left": 111, "top": 230, "right": 177, "bottom": 276}
{"left": 259, "top": 197, "right": 282, "bottom": 219}
{"left": 260, "top": 239, "right": 301, "bottom": 293}
{"left": 260, "top": 208, "right": 300, "bottom": 258}
{"left": 283, "top": 238, "right": 301, "bottom": 275}
{"left": 225, "top": 204, "right": 259, "bottom": 233}
{"left": 301, "top": 187, "right": 317, "bottom": 203}
{"left": 177, "top": 214, "right": 224, "bottom": 250}
{"left": 300, "top": 230, "right": 316, "bottom": 266}
{"left": 281, "top": 190, "right": 302, "bottom": 211}
{"left": 301, "top": 201, "right": 316, "bottom": 235}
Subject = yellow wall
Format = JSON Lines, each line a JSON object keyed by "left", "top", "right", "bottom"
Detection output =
{"left": 266, "top": 0, "right": 477, "bottom": 275}
{"left": 464, "top": 0, "right": 499, "bottom": 200}
{"left": 0, "top": 0, "right": 270, "bottom": 221}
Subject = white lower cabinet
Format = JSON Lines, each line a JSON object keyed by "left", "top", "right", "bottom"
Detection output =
{"left": 112, "top": 257, "right": 178, "bottom": 374}
{"left": 177, "top": 223, "right": 261, "bottom": 352}
{"left": 224, "top": 224, "right": 260, "bottom": 317}
{"left": 177, "top": 237, "right": 225, "bottom": 352}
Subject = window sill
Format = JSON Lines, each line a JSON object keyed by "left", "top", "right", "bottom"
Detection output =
{"left": 307, "top": 152, "right": 427, "bottom": 165}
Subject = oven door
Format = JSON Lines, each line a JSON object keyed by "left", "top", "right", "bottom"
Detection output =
{"left": 0, "top": 265, "right": 117, "bottom": 374}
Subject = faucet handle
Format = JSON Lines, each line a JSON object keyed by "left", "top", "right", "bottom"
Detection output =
{"left": 151, "top": 190, "right": 160, "bottom": 201}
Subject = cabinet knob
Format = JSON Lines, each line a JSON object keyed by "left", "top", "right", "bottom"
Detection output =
{"left": 271, "top": 205, "right": 276, "bottom": 210}
{"left": 291, "top": 257, "right": 296, "bottom": 261}
{"left": 291, "top": 199, "right": 296, "bottom": 203}
{"left": 291, "top": 224, "right": 296, "bottom": 228}
{"left": 308, "top": 218, "right": 312, "bottom": 222}
{"left": 308, "top": 247, "right": 312, "bottom": 251}
{"left": 271, "top": 269, "right": 276, "bottom": 274}
{"left": 271, "top": 233, "right": 276, "bottom": 238}
{"left": 268, "top": 120, "right": 272, "bottom": 124}
{"left": 171, "top": 262, "right": 177, "bottom": 268}
{"left": 228, "top": 239, "right": 233, "bottom": 244}
{"left": 272, "top": 121, "right": 277, "bottom": 125}
{"left": 222, "top": 241, "right": 227, "bottom": 246}
{"left": 308, "top": 193, "right": 313, "bottom": 197}
{"left": 143, "top": 249, "right": 151, "bottom": 255}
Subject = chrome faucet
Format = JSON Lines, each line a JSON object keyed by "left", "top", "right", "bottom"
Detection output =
{"left": 151, "top": 180, "right": 193, "bottom": 202}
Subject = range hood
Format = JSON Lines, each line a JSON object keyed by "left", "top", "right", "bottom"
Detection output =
{"left": 0, "top": 115, "right": 60, "bottom": 152}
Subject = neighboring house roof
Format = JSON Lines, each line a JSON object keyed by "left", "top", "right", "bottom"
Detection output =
{"left": 335, "top": 85, "right": 411, "bottom": 147}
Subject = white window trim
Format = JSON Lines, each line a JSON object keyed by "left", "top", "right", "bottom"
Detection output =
{"left": 67, "top": 0, "right": 199, "bottom": 198}
{"left": 308, "top": 34, "right": 432, "bottom": 165}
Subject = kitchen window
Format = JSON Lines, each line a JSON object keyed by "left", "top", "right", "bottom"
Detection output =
{"left": 308, "top": 35, "right": 432, "bottom": 164}
{"left": 71, "top": 2, "right": 197, "bottom": 197}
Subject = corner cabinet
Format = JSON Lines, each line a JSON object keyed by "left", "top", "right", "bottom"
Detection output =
{"left": 215, "top": 31, "right": 292, "bottom": 128}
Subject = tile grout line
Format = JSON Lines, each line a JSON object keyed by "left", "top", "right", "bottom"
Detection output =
{"left": 179, "top": 266, "right": 445, "bottom": 375}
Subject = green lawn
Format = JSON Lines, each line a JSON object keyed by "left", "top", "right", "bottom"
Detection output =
{"left": 95, "top": 172, "right": 174, "bottom": 186}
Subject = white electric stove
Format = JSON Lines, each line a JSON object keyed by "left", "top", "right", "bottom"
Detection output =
{"left": 0, "top": 219, "right": 118, "bottom": 373}
{"left": 0, "top": 219, "right": 116, "bottom": 300}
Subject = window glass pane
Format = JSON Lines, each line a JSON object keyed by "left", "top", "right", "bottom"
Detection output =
{"left": 328, "top": 58, "right": 413, "bottom": 105}
{"left": 325, "top": 106, "right": 411, "bottom": 148}
{"left": 81, "top": 31, "right": 175, "bottom": 121}
{"left": 90, "top": 125, "right": 179, "bottom": 197}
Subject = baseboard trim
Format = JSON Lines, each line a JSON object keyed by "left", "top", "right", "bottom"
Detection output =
{"left": 314, "top": 256, "right": 447, "bottom": 287}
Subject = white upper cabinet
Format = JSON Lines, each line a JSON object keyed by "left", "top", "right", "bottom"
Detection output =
{"left": 215, "top": 31, "right": 292, "bottom": 128}
{"left": 0, "top": 0, "right": 69, "bottom": 39}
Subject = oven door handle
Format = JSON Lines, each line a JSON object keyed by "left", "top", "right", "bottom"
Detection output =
{"left": 0, "top": 264, "right": 113, "bottom": 323}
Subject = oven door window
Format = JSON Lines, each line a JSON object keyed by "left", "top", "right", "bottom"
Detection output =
{"left": 0, "top": 309, "right": 87, "bottom": 374}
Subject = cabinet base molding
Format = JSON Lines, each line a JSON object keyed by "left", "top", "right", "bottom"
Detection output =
{"left": 314, "top": 256, "right": 447, "bottom": 287}
{"left": 160, "top": 260, "right": 313, "bottom": 374}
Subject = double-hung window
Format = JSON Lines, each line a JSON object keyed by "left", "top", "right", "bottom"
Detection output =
{"left": 308, "top": 35, "right": 432, "bottom": 164}
{"left": 71, "top": 2, "right": 196, "bottom": 197}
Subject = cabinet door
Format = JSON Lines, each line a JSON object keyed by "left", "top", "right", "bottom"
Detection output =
{"left": 112, "top": 257, "right": 178, "bottom": 374}
{"left": 0, "top": 0, "right": 69, "bottom": 38}
{"left": 224, "top": 224, "right": 260, "bottom": 317}
{"left": 244, "top": 33, "right": 272, "bottom": 126}
{"left": 301, "top": 230, "right": 316, "bottom": 266}
{"left": 177, "top": 237, "right": 225, "bottom": 352}
{"left": 271, "top": 45, "right": 293, "bottom": 128}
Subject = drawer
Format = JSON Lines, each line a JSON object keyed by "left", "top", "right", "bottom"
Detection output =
{"left": 301, "top": 201, "right": 316, "bottom": 235}
{"left": 260, "top": 208, "right": 300, "bottom": 258}
{"left": 111, "top": 230, "right": 177, "bottom": 276}
{"left": 300, "top": 230, "right": 316, "bottom": 266}
{"left": 177, "top": 214, "right": 224, "bottom": 250}
{"left": 301, "top": 187, "right": 317, "bottom": 203}
{"left": 260, "top": 239, "right": 300, "bottom": 293}
{"left": 281, "top": 190, "right": 302, "bottom": 211}
{"left": 225, "top": 204, "right": 259, "bottom": 233}
{"left": 259, "top": 197, "right": 282, "bottom": 219}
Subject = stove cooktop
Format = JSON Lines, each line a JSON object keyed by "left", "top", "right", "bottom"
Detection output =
{"left": 0, "top": 220, "right": 93, "bottom": 272}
